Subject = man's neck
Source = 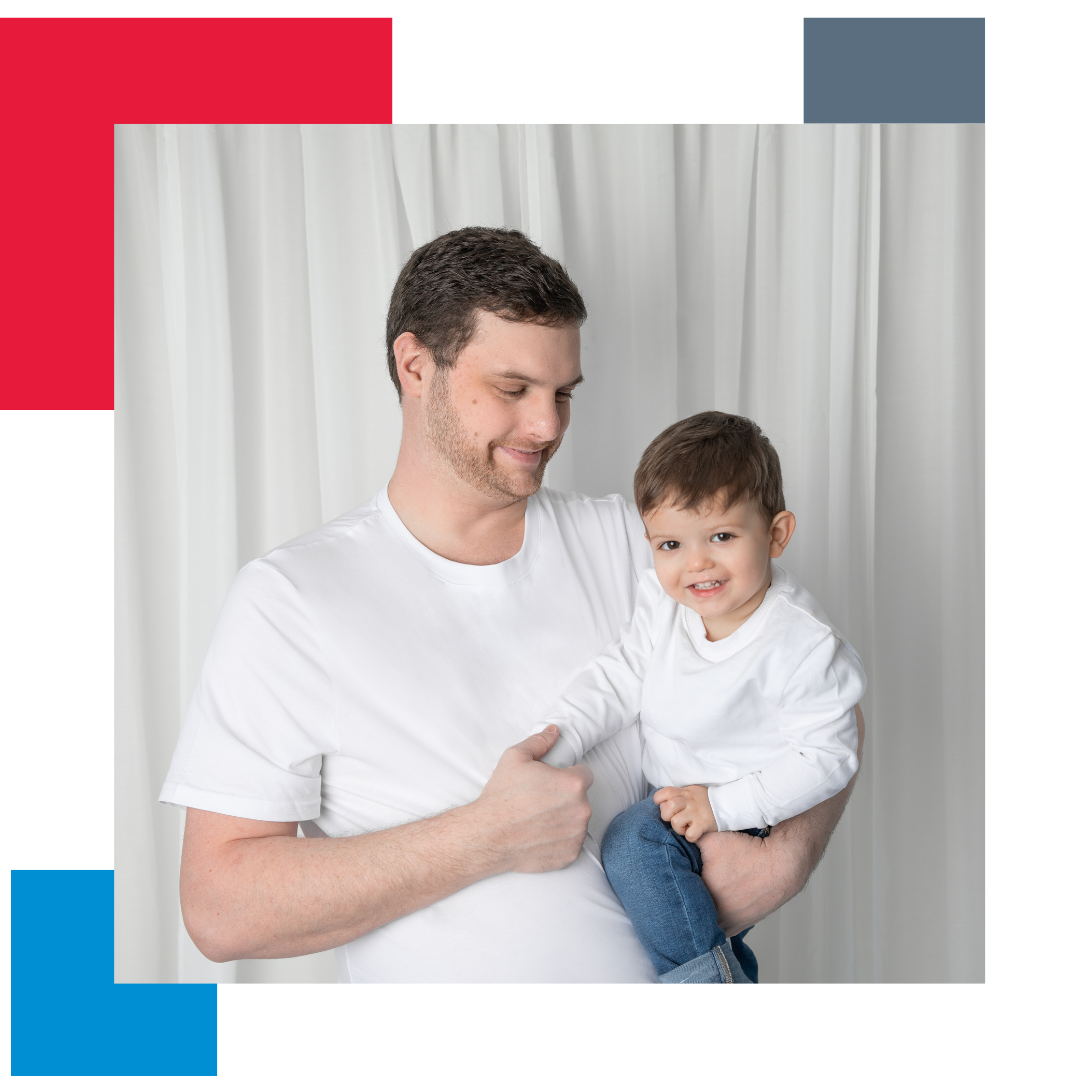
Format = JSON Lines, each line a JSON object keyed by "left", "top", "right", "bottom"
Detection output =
{"left": 386, "top": 438, "right": 529, "bottom": 567}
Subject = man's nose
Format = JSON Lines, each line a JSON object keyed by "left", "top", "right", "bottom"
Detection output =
{"left": 527, "top": 393, "right": 563, "bottom": 442}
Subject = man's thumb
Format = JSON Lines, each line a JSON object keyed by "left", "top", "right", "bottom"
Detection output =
{"left": 521, "top": 724, "right": 560, "bottom": 759}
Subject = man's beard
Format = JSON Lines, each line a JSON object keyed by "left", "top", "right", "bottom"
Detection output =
{"left": 424, "top": 367, "right": 559, "bottom": 501}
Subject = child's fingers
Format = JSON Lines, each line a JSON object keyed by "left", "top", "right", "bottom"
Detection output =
{"left": 652, "top": 786, "right": 683, "bottom": 805}
{"left": 657, "top": 796, "right": 687, "bottom": 822}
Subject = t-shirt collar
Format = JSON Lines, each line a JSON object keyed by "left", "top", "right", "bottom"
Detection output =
{"left": 683, "top": 564, "right": 789, "bottom": 660}
{"left": 376, "top": 484, "right": 541, "bottom": 586}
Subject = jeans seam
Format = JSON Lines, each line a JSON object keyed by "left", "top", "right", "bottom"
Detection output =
{"left": 714, "top": 944, "right": 733, "bottom": 983}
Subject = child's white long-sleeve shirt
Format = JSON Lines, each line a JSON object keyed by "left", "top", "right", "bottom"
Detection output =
{"left": 539, "top": 565, "right": 865, "bottom": 832}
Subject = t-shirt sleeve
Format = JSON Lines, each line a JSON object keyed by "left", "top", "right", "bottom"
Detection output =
{"left": 707, "top": 631, "right": 865, "bottom": 831}
{"left": 534, "top": 570, "right": 662, "bottom": 768}
{"left": 159, "top": 558, "right": 338, "bottom": 822}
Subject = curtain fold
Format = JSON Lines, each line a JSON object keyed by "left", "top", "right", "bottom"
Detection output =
{"left": 114, "top": 123, "right": 983, "bottom": 984}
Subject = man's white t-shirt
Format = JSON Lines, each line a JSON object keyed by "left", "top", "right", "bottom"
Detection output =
{"left": 160, "top": 485, "right": 658, "bottom": 983}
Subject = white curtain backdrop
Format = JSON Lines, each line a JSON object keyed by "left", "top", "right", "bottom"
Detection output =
{"left": 114, "top": 124, "right": 983, "bottom": 984}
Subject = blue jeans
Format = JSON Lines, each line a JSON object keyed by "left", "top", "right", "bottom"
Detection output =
{"left": 601, "top": 796, "right": 759, "bottom": 984}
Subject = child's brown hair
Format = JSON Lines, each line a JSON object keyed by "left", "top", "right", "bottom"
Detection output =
{"left": 633, "top": 411, "right": 785, "bottom": 523}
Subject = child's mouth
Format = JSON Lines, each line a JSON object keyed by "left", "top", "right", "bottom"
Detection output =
{"left": 688, "top": 580, "right": 725, "bottom": 596}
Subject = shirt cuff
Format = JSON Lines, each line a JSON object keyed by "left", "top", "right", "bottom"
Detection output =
{"left": 540, "top": 735, "right": 579, "bottom": 769}
{"left": 707, "top": 778, "right": 768, "bottom": 832}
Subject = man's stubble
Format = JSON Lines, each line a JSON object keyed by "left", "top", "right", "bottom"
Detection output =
{"left": 424, "top": 365, "right": 560, "bottom": 502}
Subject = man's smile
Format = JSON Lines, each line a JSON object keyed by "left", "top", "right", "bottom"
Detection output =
{"left": 496, "top": 444, "right": 546, "bottom": 465}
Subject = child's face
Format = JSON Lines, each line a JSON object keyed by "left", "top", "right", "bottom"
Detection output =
{"left": 642, "top": 495, "right": 794, "bottom": 632}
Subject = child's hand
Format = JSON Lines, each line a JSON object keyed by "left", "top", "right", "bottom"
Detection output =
{"left": 653, "top": 785, "right": 718, "bottom": 844}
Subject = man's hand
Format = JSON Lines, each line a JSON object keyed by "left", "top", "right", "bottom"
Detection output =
{"left": 180, "top": 725, "right": 593, "bottom": 962}
{"left": 474, "top": 725, "right": 594, "bottom": 873}
{"left": 653, "top": 784, "right": 717, "bottom": 844}
{"left": 696, "top": 702, "right": 865, "bottom": 936}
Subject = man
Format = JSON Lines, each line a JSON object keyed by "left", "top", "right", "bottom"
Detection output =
{"left": 162, "top": 226, "right": 862, "bottom": 982}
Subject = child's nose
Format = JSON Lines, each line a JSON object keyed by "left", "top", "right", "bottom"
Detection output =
{"left": 687, "top": 550, "right": 714, "bottom": 572}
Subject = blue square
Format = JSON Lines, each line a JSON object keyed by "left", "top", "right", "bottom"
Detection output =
{"left": 10, "top": 871, "right": 217, "bottom": 1076}
{"left": 805, "top": 18, "right": 984, "bottom": 122}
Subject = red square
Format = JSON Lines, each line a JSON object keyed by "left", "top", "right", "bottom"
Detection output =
{"left": 0, "top": 18, "right": 393, "bottom": 409}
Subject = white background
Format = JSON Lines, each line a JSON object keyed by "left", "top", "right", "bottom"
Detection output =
{"left": 1, "top": 1, "right": 1075, "bottom": 1077}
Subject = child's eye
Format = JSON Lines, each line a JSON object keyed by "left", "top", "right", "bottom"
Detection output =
{"left": 658, "top": 540, "right": 680, "bottom": 551}
{"left": 711, "top": 533, "right": 734, "bottom": 542}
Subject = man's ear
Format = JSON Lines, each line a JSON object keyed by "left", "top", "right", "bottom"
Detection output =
{"left": 394, "top": 332, "right": 432, "bottom": 400}
{"left": 769, "top": 511, "right": 796, "bottom": 558}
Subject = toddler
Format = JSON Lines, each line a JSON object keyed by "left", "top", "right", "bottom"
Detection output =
{"left": 537, "top": 411, "right": 864, "bottom": 984}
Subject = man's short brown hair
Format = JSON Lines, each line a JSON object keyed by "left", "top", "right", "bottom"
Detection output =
{"left": 385, "top": 226, "right": 587, "bottom": 399}
{"left": 634, "top": 411, "right": 785, "bottom": 523}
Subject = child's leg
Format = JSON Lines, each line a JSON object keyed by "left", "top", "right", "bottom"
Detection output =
{"left": 729, "top": 928, "right": 758, "bottom": 983}
{"left": 601, "top": 796, "right": 757, "bottom": 982}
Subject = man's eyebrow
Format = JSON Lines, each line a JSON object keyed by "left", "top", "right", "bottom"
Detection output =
{"left": 495, "top": 370, "right": 585, "bottom": 388}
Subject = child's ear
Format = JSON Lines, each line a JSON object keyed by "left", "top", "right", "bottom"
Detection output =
{"left": 769, "top": 511, "right": 796, "bottom": 558}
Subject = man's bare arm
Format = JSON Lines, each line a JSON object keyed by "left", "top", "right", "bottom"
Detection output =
{"left": 696, "top": 702, "right": 865, "bottom": 937}
{"left": 180, "top": 726, "right": 590, "bottom": 962}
